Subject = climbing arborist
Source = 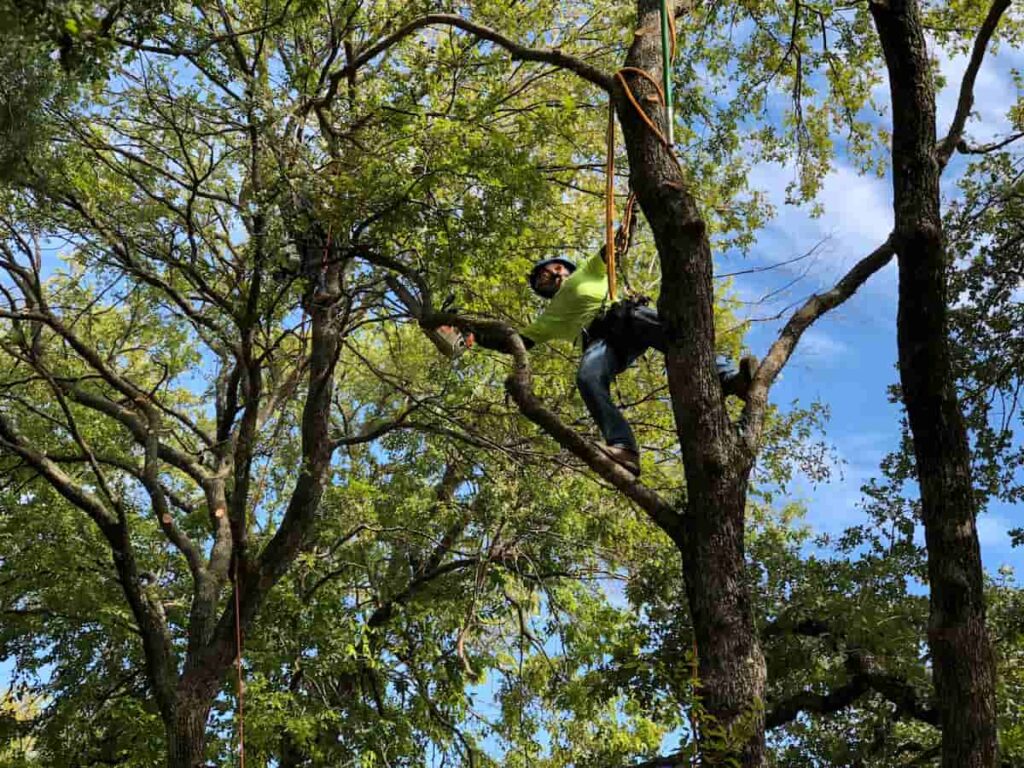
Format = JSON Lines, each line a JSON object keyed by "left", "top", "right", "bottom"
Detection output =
{"left": 521, "top": 250, "right": 756, "bottom": 477}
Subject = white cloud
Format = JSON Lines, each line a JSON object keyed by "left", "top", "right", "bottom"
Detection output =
{"left": 743, "top": 158, "right": 897, "bottom": 313}
{"left": 977, "top": 513, "right": 1011, "bottom": 549}
{"left": 748, "top": 160, "right": 892, "bottom": 254}
{"left": 792, "top": 328, "right": 849, "bottom": 365}
{"left": 815, "top": 165, "right": 893, "bottom": 249}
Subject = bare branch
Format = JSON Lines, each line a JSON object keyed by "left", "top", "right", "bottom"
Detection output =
{"left": 957, "top": 131, "right": 1024, "bottom": 155}
{"left": 936, "top": 0, "right": 1014, "bottom": 168}
{"left": 743, "top": 236, "right": 896, "bottom": 446}
{"left": 332, "top": 402, "right": 420, "bottom": 448}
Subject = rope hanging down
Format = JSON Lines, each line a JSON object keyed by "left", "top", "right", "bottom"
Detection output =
{"left": 604, "top": 1, "right": 677, "bottom": 299}
{"left": 660, "top": 0, "right": 676, "bottom": 145}
{"left": 605, "top": 107, "right": 618, "bottom": 301}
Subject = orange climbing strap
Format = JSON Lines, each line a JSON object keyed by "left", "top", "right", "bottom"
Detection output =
{"left": 605, "top": 5, "right": 678, "bottom": 303}
{"left": 605, "top": 106, "right": 617, "bottom": 301}
{"left": 615, "top": 68, "right": 671, "bottom": 150}
{"left": 617, "top": 191, "right": 638, "bottom": 259}
{"left": 604, "top": 69, "right": 675, "bottom": 297}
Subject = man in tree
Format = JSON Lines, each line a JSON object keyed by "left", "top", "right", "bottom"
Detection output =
{"left": 521, "top": 251, "right": 756, "bottom": 476}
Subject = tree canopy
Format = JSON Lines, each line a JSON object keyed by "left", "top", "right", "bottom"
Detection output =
{"left": 1, "top": 0, "right": 1022, "bottom": 766}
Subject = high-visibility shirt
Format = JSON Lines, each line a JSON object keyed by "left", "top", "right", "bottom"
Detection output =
{"left": 521, "top": 253, "right": 608, "bottom": 345}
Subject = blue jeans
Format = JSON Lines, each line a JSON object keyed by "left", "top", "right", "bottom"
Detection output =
{"left": 575, "top": 306, "right": 734, "bottom": 452}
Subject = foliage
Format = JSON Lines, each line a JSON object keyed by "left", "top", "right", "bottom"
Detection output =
{"left": 0, "top": 0, "right": 1022, "bottom": 766}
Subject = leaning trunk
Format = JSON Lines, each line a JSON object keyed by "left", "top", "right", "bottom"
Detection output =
{"left": 618, "top": 1, "right": 766, "bottom": 763}
{"left": 870, "top": 1, "right": 998, "bottom": 765}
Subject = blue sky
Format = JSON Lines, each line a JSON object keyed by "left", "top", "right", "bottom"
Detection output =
{"left": 721, "top": 38, "right": 1024, "bottom": 579}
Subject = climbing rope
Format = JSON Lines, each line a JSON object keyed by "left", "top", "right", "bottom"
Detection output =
{"left": 604, "top": 3, "right": 678, "bottom": 298}
{"left": 660, "top": 0, "right": 677, "bottom": 145}
{"left": 605, "top": 107, "right": 618, "bottom": 301}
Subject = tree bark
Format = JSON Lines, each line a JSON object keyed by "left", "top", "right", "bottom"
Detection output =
{"left": 869, "top": 1, "right": 998, "bottom": 765}
{"left": 615, "top": 2, "right": 766, "bottom": 763}
{"left": 166, "top": 695, "right": 212, "bottom": 768}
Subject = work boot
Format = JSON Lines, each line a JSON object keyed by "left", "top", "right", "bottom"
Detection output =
{"left": 722, "top": 354, "right": 758, "bottom": 401}
{"left": 598, "top": 444, "right": 641, "bottom": 477}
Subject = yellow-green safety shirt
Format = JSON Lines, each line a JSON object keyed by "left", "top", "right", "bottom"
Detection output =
{"left": 520, "top": 253, "right": 608, "bottom": 345}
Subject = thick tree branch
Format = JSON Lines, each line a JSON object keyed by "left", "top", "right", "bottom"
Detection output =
{"left": 141, "top": 431, "right": 207, "bottom": 582}
{"left": 935, "top": 0, "right": 1013, "bottom": 169}
{"left": 180, "top": 272, "right": 344, "bottom": 700}
{"left": 0, "top": 414, "right": 118, "bottom": 530}
{"left": 766, "top": 677, "right": 870, "bottom": 729}
{"left": 43, "top": 450, "right": 206, "bottom": 577}
{"left": 302, "top": 13, "right": 613, "bottom": 115}
{"left": 0, "top": 411, "right": 179, "bottom": 719}
{"left": 64, "top": 383, "right": 210, "bottom": 486}
{"left": 763, "top": 618, "right": 939, "bottom": 729}
{"left": 368, "top": 557, "right": 485, "bottom": 628}
{"left": 0, "top": 303, "right": 211, "bottom": 487}
{"left": 765, "top": 665, "right": 938, "bottom": 729}
{"left": 45, "top": 452, "right": 198, "bottom": 516}
{"left": 420, "top": 312, "right": 683, "bottom": 546}
{"left": 0, "top": 309, "right": 146, "bottom": 406}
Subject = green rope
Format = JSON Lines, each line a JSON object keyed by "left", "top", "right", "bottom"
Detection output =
{"left": 660, "top": 0, "right": 674, "bottom": 146}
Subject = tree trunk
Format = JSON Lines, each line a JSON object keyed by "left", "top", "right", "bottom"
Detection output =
{"left": 166, "top": 697, "right": 212, "bottom": 768}
{"left": 617, "top": 2, "right": 766, "bottom": 763}
{"left": 678, "top": 472, "right": 766, "bottom": 764}
{"left": 870, "top": 1, "right": 998, "bottom": 765}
